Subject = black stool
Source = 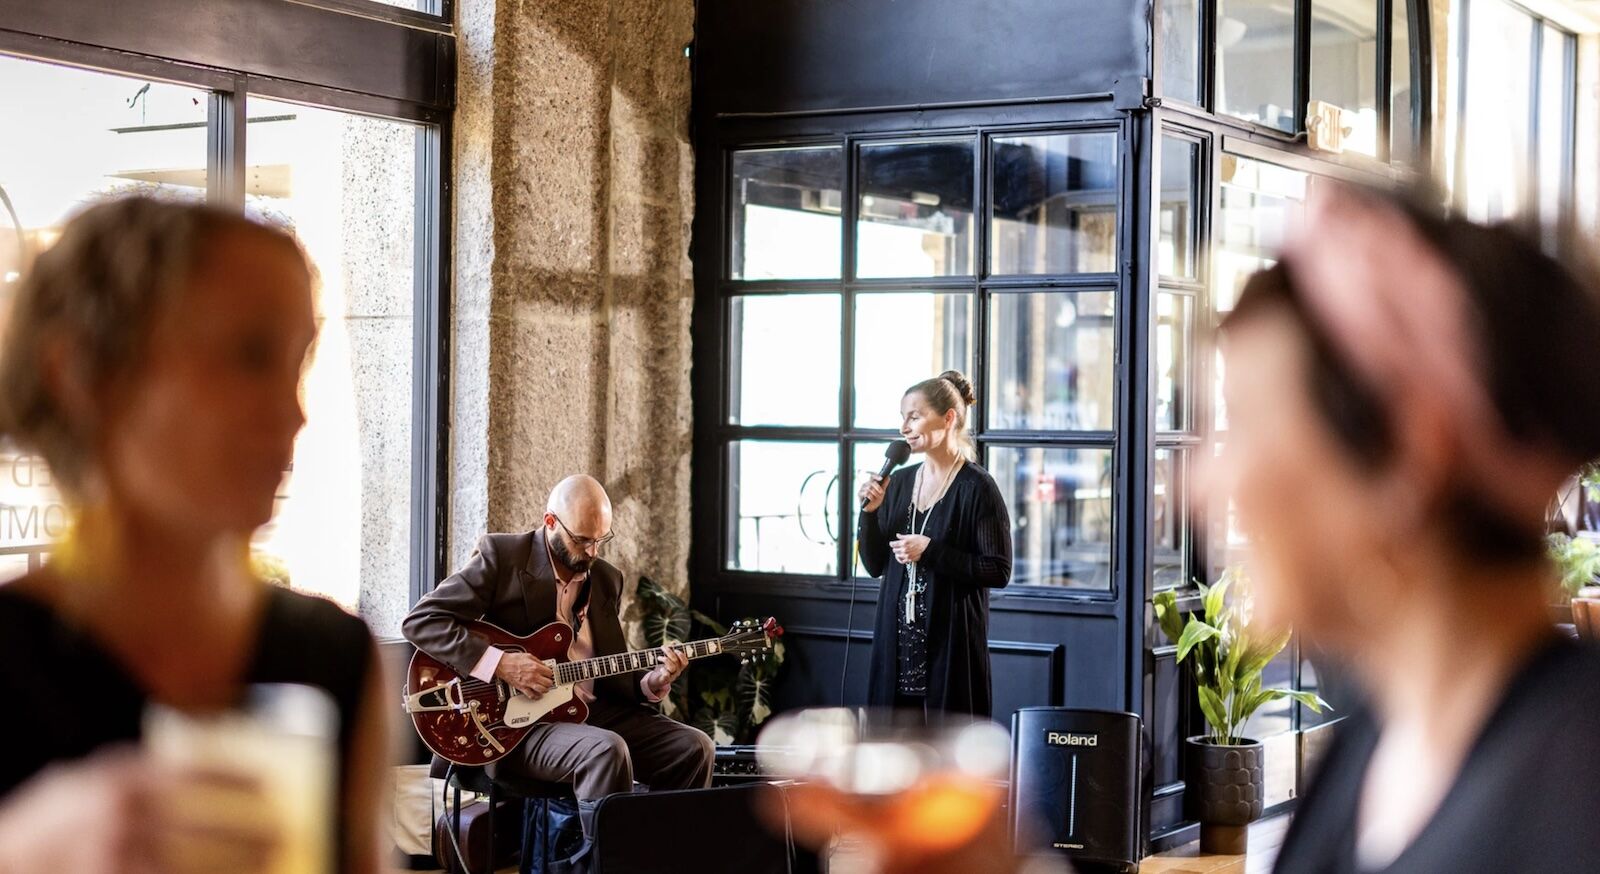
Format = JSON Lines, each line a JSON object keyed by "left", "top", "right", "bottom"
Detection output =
{"left": 431, "top": 758, "right": 578, "bottom": 874}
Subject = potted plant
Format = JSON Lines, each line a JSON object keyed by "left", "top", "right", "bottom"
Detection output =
{"left": 636, "top": 576, "right": 786, "bottom": 744}
{"left": 1548, "top": 532, "right": 1600, "bottom": 640}
{"left": 1154, "top": 567, "right": 1328, "bottom": 855}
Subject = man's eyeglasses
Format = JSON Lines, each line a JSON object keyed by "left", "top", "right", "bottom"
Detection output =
{"left": 553, "top": 515, "right": 616, "bottom": 549}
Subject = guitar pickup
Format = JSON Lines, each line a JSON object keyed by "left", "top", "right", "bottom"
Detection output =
{"left": 402, "top": 677, "right": 465, "bottom": 714}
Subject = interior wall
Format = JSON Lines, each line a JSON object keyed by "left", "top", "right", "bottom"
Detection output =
{"left": 450, "top": 0, "right": 696, "bottom": 633}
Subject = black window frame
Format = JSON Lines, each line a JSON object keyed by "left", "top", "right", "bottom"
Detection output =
{"left": 0, "top": 0, "right": 455, "bottom": 634}
{"left": 1151, "top": 0, "right": 1433, "bottom": 169}
{"left": 705, "top": 105, "right": 1142, "bottom": 607}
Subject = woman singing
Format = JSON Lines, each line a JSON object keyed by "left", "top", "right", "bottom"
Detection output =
{"left": 857, "top": 370, "right": 1013, "bottom": 718}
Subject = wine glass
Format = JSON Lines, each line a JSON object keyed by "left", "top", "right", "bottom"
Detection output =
{"left": 756, "top": 708, "right": 1032, "bottom": 874}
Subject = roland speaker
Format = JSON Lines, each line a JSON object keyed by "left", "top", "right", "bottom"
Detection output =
{"left": 1010, "top": 707, "right": 1144, "bottom": 873}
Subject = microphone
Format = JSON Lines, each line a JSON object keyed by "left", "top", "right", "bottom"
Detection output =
{"left": 862, "top": 440, "right": 911, "bottom": 509}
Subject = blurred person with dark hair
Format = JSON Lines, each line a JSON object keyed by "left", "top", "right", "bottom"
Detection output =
{"left": 0, "top": 197, "right": 386, "bottom": 873}
{"left": 1209, "top": 185, "right": 1600, "bottom": 873}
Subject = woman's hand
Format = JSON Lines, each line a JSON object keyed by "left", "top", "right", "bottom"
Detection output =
{"left": 891, "top": 534, "right": 930, "bottom": 564}
{"left": 0, "top": 748, "right": 278, "bottom": 874}
{"left": 859, "top": 474, "right": 887, "bottom": 513}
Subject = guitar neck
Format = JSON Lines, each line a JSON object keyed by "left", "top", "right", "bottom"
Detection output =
{"left": 553, "top": 638, "right": 724, "bottom": 687}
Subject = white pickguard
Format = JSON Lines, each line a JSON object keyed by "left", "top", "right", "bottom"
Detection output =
{"left": 503, "top": 673, "right": 576, "bottom": 727}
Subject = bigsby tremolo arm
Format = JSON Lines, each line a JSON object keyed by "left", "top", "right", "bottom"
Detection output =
{"left": 402, "top": 677, "right": 465, "bottom": 714}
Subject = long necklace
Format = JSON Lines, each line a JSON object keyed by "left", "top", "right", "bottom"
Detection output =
{"left": 904, "top": 459, "right": 960, "bottom": 625}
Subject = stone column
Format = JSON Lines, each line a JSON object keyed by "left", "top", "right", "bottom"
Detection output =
{"left": 450, "top": 0, "right": 696, "bottom": 632}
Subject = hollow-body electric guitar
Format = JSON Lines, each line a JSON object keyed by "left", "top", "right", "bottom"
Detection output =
{"left": 404, "top": 617, "right": 782, "bottom": 765}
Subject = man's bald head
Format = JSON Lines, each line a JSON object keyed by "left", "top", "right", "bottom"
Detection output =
{"left": 546, "top": 474, "right": 613, "bottom": 544}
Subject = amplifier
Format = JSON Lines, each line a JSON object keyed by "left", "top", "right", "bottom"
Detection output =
{"left": 1010, "top": 708, "right": 1145, "bottom": 873}
{"left": 712, "top": 744, "right": 767, "bottom": 784}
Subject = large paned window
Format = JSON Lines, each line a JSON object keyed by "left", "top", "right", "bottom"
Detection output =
{"left": 1208, "top": 153, "right": 1327, "bottom": 808}
{"left": 1456, "top": 0, "right": 1576, "bottom": 234}
{"left": 1156, "top": 132, "right": 1204, "bottom": 592}
{"left": 721, "top": 128, "right": 1125, "bottom": 591}
{"left": 0, "top": 59, "right": 211, "bottom": 579}
{"left": 1158, "top": 0, "right": 1422, "bottom": 165}
{"left": 0, "top": 52, "right": 444, "bottom": 638}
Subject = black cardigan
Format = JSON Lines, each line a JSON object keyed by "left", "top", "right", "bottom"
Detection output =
{"left": 857, "top": 461, "right": 1012, "bottom": 716}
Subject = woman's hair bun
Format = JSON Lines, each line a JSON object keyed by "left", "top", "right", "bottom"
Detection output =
{"left": 939, "top": 370, "right": 977, "bottom": 408}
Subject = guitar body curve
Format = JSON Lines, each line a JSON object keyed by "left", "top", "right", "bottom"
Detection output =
{"left": 406, "top": 619, "right": 583, "bottom": 766}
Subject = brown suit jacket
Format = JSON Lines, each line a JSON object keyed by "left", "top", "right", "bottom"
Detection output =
{"left": 402, "top": 528, "right": 648, "bottom": 706}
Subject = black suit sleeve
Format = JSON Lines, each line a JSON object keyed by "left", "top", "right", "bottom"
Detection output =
{"left": 401, "top": 534, "right": 503, "bottom": 675}
{"left": 923, "top": 476, "right": 1013, "bottom": 589}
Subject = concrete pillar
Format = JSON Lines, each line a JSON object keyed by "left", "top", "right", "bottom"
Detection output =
{"left": 450, "top": 0, "right": 696, "bottom": 635}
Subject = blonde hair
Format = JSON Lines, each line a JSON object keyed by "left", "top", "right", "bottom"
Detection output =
{"left": 0, "top": 196, "right": 308, "bottom": 498}
{"left": 905, "top": 369, "right": 977, "bottom": 461}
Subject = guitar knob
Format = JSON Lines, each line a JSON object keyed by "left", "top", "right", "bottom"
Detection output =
{"left": 567, "top": 706, "right": 578, "bottom": 715}
{"left": 555, "top": 633, "right": 563, "bottom": 641}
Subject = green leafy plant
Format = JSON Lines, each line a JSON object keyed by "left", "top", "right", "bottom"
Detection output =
{"left": 1548, "top": 532, "right": 1600, "bottom": 599}
{"left": 1153, "top": 567, "right": 1328, "bottom": 746}
{"left": 636, "top": 576, "right": 785, "bottom": 745}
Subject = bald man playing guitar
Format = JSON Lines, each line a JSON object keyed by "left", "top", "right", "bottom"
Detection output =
{"left": 403, "top": 475, "right": 713, "bottom": 872}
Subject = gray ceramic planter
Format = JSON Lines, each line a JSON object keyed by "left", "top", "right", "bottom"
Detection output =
{"left": 1185, "top": 736, "right": 1264, "bottom": 854}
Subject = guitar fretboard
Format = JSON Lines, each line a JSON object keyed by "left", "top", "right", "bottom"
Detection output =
{"left": 554, "top": 639, "right": 723, "bottom": 686}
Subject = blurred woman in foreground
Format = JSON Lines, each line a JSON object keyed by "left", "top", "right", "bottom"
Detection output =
{"left": 1213, "top": 186, "right": 1600, "bottom": 872}
{"left": 0, "top": 197, "right": 385, "bottom": 873}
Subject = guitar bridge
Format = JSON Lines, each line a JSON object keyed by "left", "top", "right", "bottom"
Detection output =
{"left": 402, "top": 677, "right": 466, "bottom": 714}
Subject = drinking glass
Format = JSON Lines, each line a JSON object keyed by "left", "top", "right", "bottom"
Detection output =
{"left": 144, "top": 683, "right": 339, "bottom": 874}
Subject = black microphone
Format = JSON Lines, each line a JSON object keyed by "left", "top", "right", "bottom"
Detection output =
{"left": 862, "top": 440, "right": 911, "bottom": 509}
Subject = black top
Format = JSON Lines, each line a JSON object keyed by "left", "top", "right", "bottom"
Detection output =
{"left": 857, "top": 461, "right": 1012, "bottom": 716}
{"left": 1274, "top": 637, "right": 1600, "bottom": 874}
{"left": 0, "top": 581, "right": 374, "bottom": 873}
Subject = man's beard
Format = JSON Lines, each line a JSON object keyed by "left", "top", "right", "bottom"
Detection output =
{"left": 551, "top": 534, "right": 594, "bottom": 574}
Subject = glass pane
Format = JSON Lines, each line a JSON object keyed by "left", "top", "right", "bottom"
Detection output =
{"left": 1390, "top": 0, "right": 1417, "bottom": 164}
{"left": 1160, "top": 0, "right": 1202, "bottom": 105}
{"left": 1158, "top": 137, "right": 1198, "bottom": 278}
{"left": 1215, "top": 155, "right": 1308, "bottom": 313}
{"left": 1154, "top": 449, "right": 1187, "bottom": 590}
{"left": 850, "top": 440, "right": 894, "bottom": 579}
{"left": 857, "top": 140, "right": 974, "bottom": 278}
{"left": 853, "top": 293, "right": 974, "bottom": 429}
{"left": 729, "top": 294, "right": 841, "bottom": 427}
{"left": 1461, "top": 0, "right": 1536, "bottom": 222}
{"left": 1218, "top": 0, "right": 1298, "bottom": 133}
{"left": 1310, "top": 0, "right": 1379, "bottom": 156}
{"left": 1156, "top": 292, "right": 1194, "bottom": 433}
{"left": 244, "top": 97, "right": 421, "bottom": 638}
{"left": 727, "top": 440, "right": 840, "bottom": 575}
{"left": 1242, "top": 646, "right": 1297, "bottom": 804}
{"left": 990, "top": 133, "right": 1119, "bottom": 275}
{"left": 0, "top": 56, "right": 209, "bottom": 289}
{"left": 0, "top": 447, "right": 63, "bottom": 581}
{"left": 1538, "top": 25, "right": 1575, "bottom": 242}
{"left": 988, "top": 292, "right": 1116, "bottom": 432}
{"left": 988, "top": 446, "right": 1113, "bottom": 589}
{"left": 1206, "top": 443, "right": 1250, "bottom": 582}
{"left": 730, "top": 147, "right": 843, "bottom": 280}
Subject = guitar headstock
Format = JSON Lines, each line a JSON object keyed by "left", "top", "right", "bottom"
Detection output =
{"left": 720, "top": 617, "right": 783, "bottom": 661}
